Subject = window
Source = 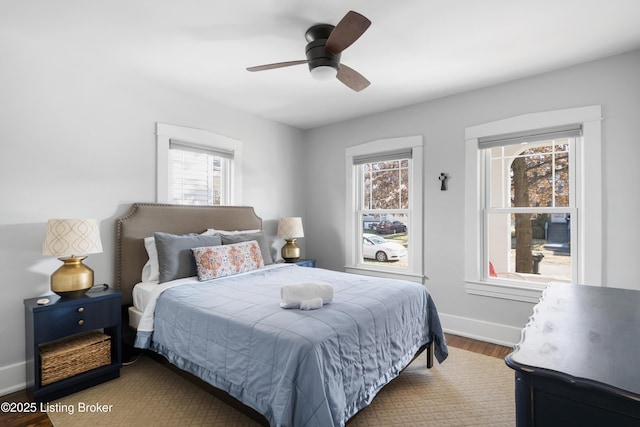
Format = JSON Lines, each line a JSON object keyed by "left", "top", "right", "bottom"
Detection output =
{"left": 485, "top": 131, "right": 577, "bottom": 284}
{"left": 345, "top": 136, "right": 424, "bottom": 281}
{"left": 169, "top": 141, "right": 230, "bottom": 205}
{"left": 156, "top": 123, "right": 242, "bottom": 205}
{"left": 464, "top": 106, "right": 602, "bottom": 302}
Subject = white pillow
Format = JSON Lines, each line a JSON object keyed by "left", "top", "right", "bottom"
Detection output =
{"left": 141, "top": 236, "right": 159, "bottom": 282}
{"left": 205, "top": 228, "right": 261, "bottom": 235}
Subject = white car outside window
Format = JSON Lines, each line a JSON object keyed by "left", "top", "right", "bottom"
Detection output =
{"left": 362, "top": 234, "right": 408, "bottom": 262}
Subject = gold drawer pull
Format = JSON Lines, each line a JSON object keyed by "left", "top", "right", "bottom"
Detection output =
{"left": 77, "top": 307, "right": 84, "bottom": 313}
{"left": 78, "top": 319, "right": 84, "bottom": 326}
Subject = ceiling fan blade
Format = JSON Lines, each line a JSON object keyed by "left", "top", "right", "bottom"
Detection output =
{"left": 336, "top": 63, "right": 370, "bottom": 92}
{"left": 246, "top": 60, "right": 308, "bottom": 72}
{"left": 325, "top": 11, "right": 371, "bottom": 55}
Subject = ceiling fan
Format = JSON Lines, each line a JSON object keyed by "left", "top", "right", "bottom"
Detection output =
{"left": 246, "top": 11, "right": 371, "bottom": 92}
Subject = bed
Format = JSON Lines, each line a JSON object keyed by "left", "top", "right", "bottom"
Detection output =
{"left": 115, "top": 203, "right": 448, "bottom": 427}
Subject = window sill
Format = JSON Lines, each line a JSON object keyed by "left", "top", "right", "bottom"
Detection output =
{"left": 345, "top": 266, "right": 424, "bottom": 284}
{"left": 464, "top": 279, "right": 546, "bottom": 303}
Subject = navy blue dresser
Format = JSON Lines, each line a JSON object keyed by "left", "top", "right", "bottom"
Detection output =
{"left": 505, "top": 284, "right": 640, "bottom": 426}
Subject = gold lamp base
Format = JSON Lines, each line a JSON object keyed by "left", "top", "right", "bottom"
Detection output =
{"left": 50, "top": 256, "right": 94, "bottom": 298}
{"left": 281, "top": 239, "right": 301, "bottom": 263}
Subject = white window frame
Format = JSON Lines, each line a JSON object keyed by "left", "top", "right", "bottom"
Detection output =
{"left": 464, "top": 106, "right": 602, "bottom": 303}
{"left": 156, "top": 123, "right": 242, "bottom": 205}
{"left": 345, "top": 135, "right": 424, "bottom": 282}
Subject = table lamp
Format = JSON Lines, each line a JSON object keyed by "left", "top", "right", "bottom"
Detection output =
{"left": 277, "top": 217, "right": 304, "bottom": 262}
{"left": 42, "top": 219, "right": 103, "bottom": 297}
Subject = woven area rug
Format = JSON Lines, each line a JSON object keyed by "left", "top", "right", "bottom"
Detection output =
{"left": 47, "top": 347, "right": 515, "bottom": 426}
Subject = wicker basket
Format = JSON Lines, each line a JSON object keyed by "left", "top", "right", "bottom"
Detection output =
{"left": 40, "top": 331, "right": 111, "bottom": 386}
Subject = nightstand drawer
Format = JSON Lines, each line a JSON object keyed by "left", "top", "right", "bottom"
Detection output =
{"left": 34, "top": 297, "right": 120, "bottom": 342}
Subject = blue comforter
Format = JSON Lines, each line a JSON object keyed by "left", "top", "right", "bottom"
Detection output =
{"left": 139, "top": 265, "right": 447, "bottom": 426}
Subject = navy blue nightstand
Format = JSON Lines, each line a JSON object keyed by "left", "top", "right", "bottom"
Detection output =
{"left": 295, "top": 259, "right": 316, "bottom": 268}
{"left": 24, "top": 288, "right": 122, "bottom": 402}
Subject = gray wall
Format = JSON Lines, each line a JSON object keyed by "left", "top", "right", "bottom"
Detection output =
{"left": 0, "top": 53, "right": 306, "bottom": 393}
{"left": 304, "top": 49, "right": 640, "bottom": 344}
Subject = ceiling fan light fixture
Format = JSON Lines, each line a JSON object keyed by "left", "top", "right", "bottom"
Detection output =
{"left": 310, "top": 65, "right": 337, "bottom": 81}
{"left": 246, "top": 11, "right": 371, "bottom": 91}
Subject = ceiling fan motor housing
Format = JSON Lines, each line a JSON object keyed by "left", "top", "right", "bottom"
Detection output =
{"left": 305, "top": 24, "right": 340, "bottom": 72}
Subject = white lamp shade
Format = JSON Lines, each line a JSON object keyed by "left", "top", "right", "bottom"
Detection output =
{"left": 42, "top": 219, "right": 103, "bottom": 256}
{"left": 277, "top": 217, "right": 304, "bottom": 239}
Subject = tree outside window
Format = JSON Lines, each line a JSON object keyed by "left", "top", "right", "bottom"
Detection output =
{"left": 487, "top": 138, "right": 574, "bottom": 283}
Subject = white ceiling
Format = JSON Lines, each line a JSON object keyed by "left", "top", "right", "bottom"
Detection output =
{"left": 3, "top": 0, "right": 640, "bottom": 129}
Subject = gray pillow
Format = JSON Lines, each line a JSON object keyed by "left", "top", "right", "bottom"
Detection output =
{"left": 155, "top": 232, "right": 223, "bottom": 283}
{"left": 220, "top": 231, "right": 274, "bottom": 265}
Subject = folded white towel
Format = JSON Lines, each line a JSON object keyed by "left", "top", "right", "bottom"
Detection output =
{"left": 299, "top": 297, "right": 323, "bottom": 310}
{"left": 280, "top": 282, "right": 333, "bottom": 309}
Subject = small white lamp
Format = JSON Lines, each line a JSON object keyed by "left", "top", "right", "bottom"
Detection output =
{"left": 277, "top": 217, "right": 304, "bottom": 263}
{"left": 42, "top": 219, "right": 103, "bottom": 298}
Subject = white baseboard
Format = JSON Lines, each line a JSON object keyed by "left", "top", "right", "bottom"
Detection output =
{"left": 439, "top": 312, "right": 523, "bottom": 347}
{"left": 0, "top": 361, "right": 26, "bottom": 397}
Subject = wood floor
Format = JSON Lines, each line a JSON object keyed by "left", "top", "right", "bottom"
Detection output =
{"left": 445, "top": 333, "right": 512, "bottom": 359}
{"left": 0, "top": 334, "right": 512, "bottom": 427}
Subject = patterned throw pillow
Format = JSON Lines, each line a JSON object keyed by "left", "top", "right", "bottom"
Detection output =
{"left": 191, "top": 240, "right": 264, "bottom": 281}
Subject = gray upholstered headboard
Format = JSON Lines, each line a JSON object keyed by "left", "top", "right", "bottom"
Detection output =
{"left": 115, "top": 203, "right": 262, "bottom": 305}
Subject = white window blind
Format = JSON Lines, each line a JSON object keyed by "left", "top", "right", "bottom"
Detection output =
{"left": 478, "top": 124, "right": 582, "bottom": 149}
{"left": 352, "top": 148, "right": 412, "bottom": 165}
{"left": 169, "top": 139, "right": 233, "bottom": 205}
{"left": 169, "top": 139, "right": 234, "bottom": 158}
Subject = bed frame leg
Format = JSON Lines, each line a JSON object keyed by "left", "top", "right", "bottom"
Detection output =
{"left": 426, "top": 342, "right": 434, "bottom": 369}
